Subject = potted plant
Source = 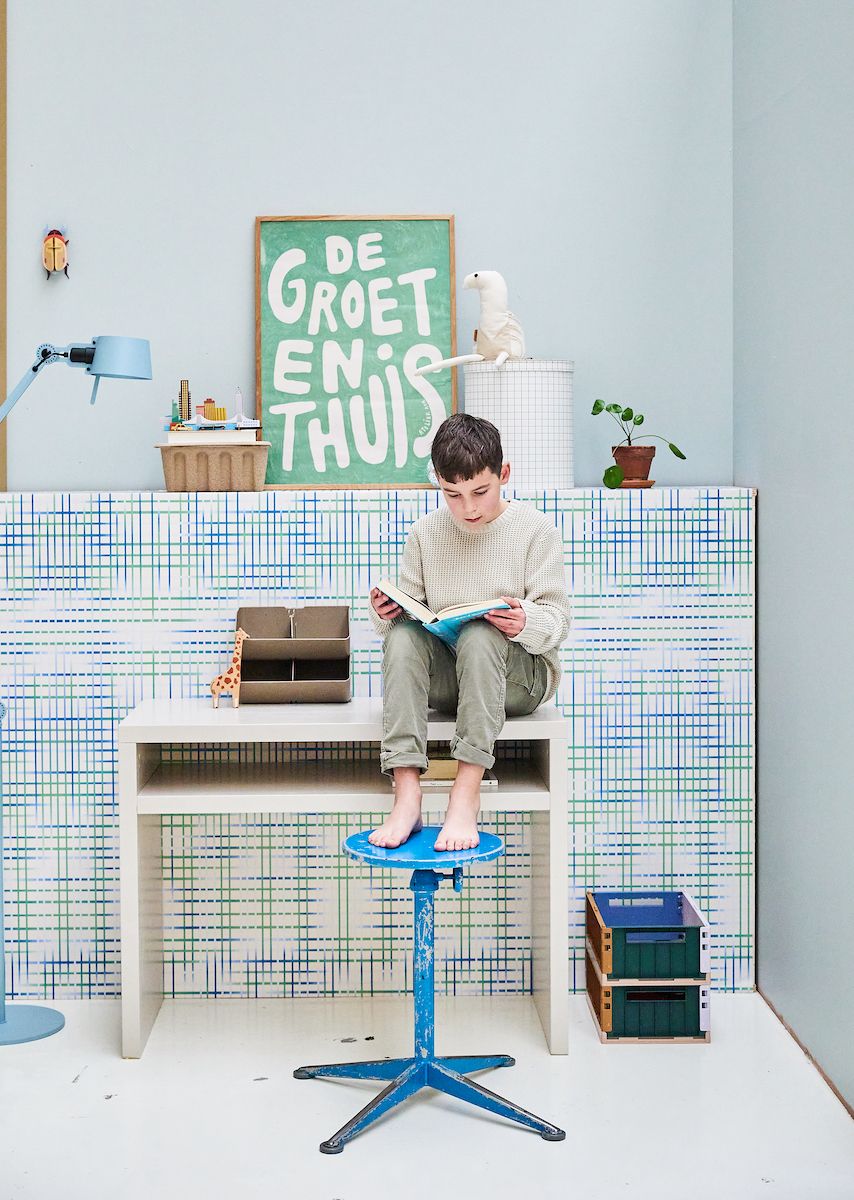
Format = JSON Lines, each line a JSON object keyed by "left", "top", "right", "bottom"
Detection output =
{"left": 592, "top": 399, "right": 686, "bottom": 488}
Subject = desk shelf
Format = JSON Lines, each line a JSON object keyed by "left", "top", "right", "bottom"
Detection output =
{"left": 137, "top": 757, "right": 549, "bottom": 815}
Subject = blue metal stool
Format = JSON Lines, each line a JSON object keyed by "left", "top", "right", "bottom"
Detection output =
{"left": 294, "top": 827, "right": 566, "bottom": 1153}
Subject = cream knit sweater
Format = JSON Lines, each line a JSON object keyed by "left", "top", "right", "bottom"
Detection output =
{"left": 369, "top": 499, "right": 571, "bottom": 701}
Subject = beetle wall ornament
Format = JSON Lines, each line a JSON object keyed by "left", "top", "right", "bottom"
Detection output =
{"left": 42, "top": 229, "right": 70, "bottom": 279}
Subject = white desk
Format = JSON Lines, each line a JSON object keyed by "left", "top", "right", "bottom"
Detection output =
{"left": 118, "top": 698, "right": 569, "bottom": 1058}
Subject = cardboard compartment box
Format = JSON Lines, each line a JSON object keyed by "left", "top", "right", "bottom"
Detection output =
{"left": 157, "top": 443, "right": 271, "bottom": 491}
{"left": 586, "top": 890, "right": 710, "bottom": 982}
{"left": 586, "top": 946, "right": 710, "bottom": 1043}
{"left": 237, "top": 606, "right": 350, "bottom": 661}
{"left": 235, "top": 605, "right": 350, "bottom": 702}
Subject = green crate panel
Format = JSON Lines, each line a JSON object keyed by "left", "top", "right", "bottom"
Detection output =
{"left": 608, "top": 982, "right": 706, "bottom": 1039}
{"left": 611, "top": 927, "right": 704, "bottom": 979}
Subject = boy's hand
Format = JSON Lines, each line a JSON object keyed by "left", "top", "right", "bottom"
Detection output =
{"left": 370, "top": 587, "right": 403, "bottom": 621}
{"left": 484, "top": 596, "right": 527, "bottom": 638}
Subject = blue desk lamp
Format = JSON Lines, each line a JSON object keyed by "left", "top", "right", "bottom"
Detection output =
{"left": 0, "top": 336, "right": 151, "bottom": 1044}
{"left": 0, "top": 335, "right": 152, "bottom": 422}
{"left": 0, "top": 701, "right": 64, "bottom": 1042}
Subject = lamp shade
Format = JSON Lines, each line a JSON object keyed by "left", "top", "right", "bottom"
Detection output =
{"left": 88, "top": 336, "right": 152, "bottom": 380}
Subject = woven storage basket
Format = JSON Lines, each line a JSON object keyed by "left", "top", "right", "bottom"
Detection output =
{"left": 462, "top": 359, "right": 574, "bottom": 489}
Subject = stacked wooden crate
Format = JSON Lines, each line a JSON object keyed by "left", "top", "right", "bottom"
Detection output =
{"left": 585, "top": 890, "right": 711, "bottom": 1043}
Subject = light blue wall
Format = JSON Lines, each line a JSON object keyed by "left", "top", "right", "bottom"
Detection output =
{"left": 5, "top": 0, "right": 732, "bottom": 490}
{"left": 734, "top": 1, "right": 854, "bottom": 1108}
{"left": 6, "top": 0, "right": 852, "bottom": 1111}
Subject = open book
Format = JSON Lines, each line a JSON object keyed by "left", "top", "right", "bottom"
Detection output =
{"left": 376, "top": 578, "right": 509, "bottom": 649}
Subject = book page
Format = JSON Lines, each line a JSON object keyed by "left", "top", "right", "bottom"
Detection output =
{"left": 375, "top": 578, "right": 436, "bottom": 623}
{"left": 434, "top": 599, "right": 508, "bottom": 619}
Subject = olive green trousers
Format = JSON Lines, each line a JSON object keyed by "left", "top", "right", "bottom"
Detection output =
{"left": 380, "top": 619, "right": 550, "bottom": 776}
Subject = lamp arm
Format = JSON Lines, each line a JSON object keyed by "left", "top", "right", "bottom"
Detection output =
{"left": 0, "top": 337, "right": 146, "bottom": 422}
{"left": 0, "top": 344, "right": 72, "bottom": 424}
{"left": 0, "top": 352, "right": 52, "bottom": 424}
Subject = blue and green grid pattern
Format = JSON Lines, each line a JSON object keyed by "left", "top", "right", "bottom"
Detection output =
{"left": 0, "top": 488, "right": 754, "bottom": 999}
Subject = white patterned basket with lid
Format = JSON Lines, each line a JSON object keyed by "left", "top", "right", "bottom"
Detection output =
{"left": 462, "top": 359, "right": 574, "bottom": 489}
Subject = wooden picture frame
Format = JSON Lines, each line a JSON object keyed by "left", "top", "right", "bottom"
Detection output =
{"left": 256, "top": 214, "right": 456, "bottom": 489}
{"left": 1, "top": 0, "right": 7, "bottom": 490}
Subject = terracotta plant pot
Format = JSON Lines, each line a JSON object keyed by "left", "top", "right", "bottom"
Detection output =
{"left": 612, "top": 444, "right": 656, "bottom": 489}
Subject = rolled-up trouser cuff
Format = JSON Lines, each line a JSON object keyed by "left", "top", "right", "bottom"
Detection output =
{"left": 449, "top": 734, "right": 495, "bottom": 770}
{"left": 380, "top": 753, "right": 428, "bottom": 778}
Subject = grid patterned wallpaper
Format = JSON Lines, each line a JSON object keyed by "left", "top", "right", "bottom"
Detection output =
{"left": 0, "top": 488, "right": 754, "bottom": 999}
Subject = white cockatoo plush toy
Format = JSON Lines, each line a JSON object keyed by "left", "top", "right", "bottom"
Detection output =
{"left": 414, "top": 270, "right": 526, "bottom": 375}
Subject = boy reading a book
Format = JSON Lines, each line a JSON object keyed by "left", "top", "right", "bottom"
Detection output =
{"left": 368, "top": 413, "right": 571, "bottom": 852}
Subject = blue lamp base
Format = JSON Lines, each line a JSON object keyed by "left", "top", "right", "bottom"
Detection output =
{"left": 0, "top": 1004, "right": 65, "bottom": 1046}
{"left": 0, "top": 701, "right": 64, "bottom": 1047}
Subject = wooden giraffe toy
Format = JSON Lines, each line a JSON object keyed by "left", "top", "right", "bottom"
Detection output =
{"left": 211, "top": 628, "right": 250, "bottom": 708}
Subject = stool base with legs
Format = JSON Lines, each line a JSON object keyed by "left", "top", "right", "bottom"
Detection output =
{"left": 295, "top": 828, "right": 566, "bottom": 1154}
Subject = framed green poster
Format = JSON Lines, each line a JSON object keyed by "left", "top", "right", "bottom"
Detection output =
{"left": 256, "top": 214, "right": 456, "bottom": 488}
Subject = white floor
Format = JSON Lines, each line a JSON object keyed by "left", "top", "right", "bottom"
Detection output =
{"left": 1, "top": 994, "right": 852, "bottom": 1200}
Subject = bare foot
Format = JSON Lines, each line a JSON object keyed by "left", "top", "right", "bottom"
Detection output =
{"left": 369, "top": 769, "right": 423, "bottom": 848}
{"left": 434, "top": 763, "right": 482, "bottom": 851}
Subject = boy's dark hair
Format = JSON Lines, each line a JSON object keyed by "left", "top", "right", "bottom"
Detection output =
{"left": 430, "top": 413, "right": 504, "bottom": 482}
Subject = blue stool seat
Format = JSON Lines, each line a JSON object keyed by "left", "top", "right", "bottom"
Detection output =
{"left": 345, "top": 825, "right": 505, "bottom": 870}
{"left": 294, "top": 826, "right": 566, "bottom": 1153}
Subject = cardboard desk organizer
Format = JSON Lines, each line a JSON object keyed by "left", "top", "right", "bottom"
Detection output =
{"left": 236, "top": 605, "right": 351, "bottom": 703}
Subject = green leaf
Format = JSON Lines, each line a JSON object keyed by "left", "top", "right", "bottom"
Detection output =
{"left": 621, "top": 407, "right": 634, "bottom": 421}
{"left": 591, "top": 399, "right": 604, "bottom": 415}
{"left": 605, "top": 404, "right": 623, "bottom": 414}
{"left": 633, "top": 414, "right": 644, "bottom": 425}
{"left": 669, "top": 443, "right": 686, "bottom": 459}
{"left": 603, "top": 464, "right": 624, "bottom": 489}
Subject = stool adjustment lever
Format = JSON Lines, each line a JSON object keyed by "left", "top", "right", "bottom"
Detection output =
{"left": 435, "top": 866, "right": 464, "bottom": 893}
